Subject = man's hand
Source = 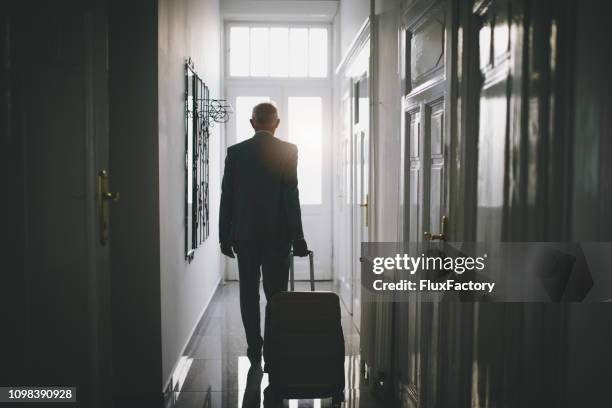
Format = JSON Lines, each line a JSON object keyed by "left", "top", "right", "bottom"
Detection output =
{"left": 220, "top": 241, "right": 236, "bottom": 258}
{"left": 292, "top": 239, "right": 309, "bottom": 257}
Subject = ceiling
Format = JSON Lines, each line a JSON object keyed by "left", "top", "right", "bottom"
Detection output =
{"left": 221, "top": 0, "right": 339, "bottom": 23}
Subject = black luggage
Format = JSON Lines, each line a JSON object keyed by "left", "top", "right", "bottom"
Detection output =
{"left": 266, "top": 251, "right": 345, "bottom": 404}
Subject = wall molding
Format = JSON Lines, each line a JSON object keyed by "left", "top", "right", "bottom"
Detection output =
{"left": 335, "top": 17, "right": 371, "bottom": 76}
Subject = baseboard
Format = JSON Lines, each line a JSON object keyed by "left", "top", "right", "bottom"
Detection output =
{"left": 162, "top": 279, "right": 221, "bottom": 394}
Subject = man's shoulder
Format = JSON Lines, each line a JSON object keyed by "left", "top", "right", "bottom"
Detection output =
{"left": 229, "top": 136, "right": 296, "bottom": 156}
{"left": 274, "top": 138, "right": 297, "bottom": 154}
{"left": 227, "top": 138, "right": 253, "bottom": 154}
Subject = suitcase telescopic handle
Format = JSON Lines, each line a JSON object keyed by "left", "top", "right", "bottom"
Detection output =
{"left": 289, "top": 250, "right": 315, "bottom": 292}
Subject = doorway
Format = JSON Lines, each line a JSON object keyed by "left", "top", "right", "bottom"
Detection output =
{"left": 3, "top": 3, "right": 112, "bottom": 407}
{"left": 224, "top": 23, "right": 333, "bottom": 282}
{"left": 226, "top": 90, "right": 332, "bottom": 280}
{"left": 224, "top": 86, "right": 333, "bottom": 281}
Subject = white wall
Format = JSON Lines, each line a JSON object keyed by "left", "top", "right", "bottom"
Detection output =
{"left": 158, "top": 0, "right": 224, "bottom": 386}
{"left": 337, "top": 0, "right": 370, "bottom": 61}
{"left": 372, "top": 0, "right": 402, "bottom": 241}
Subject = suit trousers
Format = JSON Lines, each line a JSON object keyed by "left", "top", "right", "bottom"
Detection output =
{"left": 235, "top": 240, "right": 291, "bottom": 360}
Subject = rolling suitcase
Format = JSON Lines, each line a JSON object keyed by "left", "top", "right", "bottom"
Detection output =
{"left": 266, "top": 251, "right": 345, "bottom": 405}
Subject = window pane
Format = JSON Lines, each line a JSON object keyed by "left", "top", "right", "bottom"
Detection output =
{"left": 289, "top": 28, "right": 308, "bottom": 77}
{"left": 270, "top": 27, "right": 289, "bottom": 77}
{"left": 288, "top": 97, "right": 322, "bottom": 204}
{"left": 308, "top": 28, "right": 327, "bottom": 77}
{"left": 230, "top": 27, "right": 250, "bottom": 76}
{"left": 249, "top": 27, "right": 269, "bottom": 76}
{"left": 235, "top": 96, "right": 270, "bottom": 143}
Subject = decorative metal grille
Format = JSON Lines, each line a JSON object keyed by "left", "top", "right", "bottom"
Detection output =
{"left": 185, "top": 58, "right": 232, "bottom": 261}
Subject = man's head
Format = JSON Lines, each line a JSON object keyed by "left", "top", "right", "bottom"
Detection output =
{"left": 250, "top": 102, "right": 280, "bottom": 134}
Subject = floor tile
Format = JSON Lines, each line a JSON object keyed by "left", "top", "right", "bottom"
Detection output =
{"left": 167, "top": 282, "right": 383, "bottom": 408}
{"left": 181, "top": 359, "right": 224, "bottom": 392}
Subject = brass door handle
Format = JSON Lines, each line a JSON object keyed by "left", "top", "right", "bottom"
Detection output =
{"left": 424, "top": 216, "right": 448, "bottom": 241}
{"left": 102, "top": 191, "right": 120, "bottom": 201}
{"left": 98, "top": 170, "right": 119, "bottom": 245}
{"left": 424, "top": 231, "right": 445, "bottom": 240}
{"left": 359, "top": 194, "right": 369, "bottom": 227}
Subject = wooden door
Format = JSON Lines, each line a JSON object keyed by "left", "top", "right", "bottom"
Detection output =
{"left": 470, "top": 0, "right": 574, "bottom": 406}
{"left": 336, "top": 91, "right": 354, "bottom": 313}
{"left": 352, "top": 73, "right": 370, "bottom": 331}
{"left": 1, "top": 2, "right": 111, "bottom": 406}
{"left": 397, "top": 0, "right": 455, "bottom": 406}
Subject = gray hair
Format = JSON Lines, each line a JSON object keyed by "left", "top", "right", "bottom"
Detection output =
{"left": 251, "top": 102, "right": 278, "bottom": 124}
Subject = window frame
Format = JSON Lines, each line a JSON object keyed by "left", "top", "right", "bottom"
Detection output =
{"left": 224, "top": 21, "right": 333, "bottom": 81}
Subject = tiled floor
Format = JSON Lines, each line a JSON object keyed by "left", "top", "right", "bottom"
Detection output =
{"left": 165, "top": 282, "right": 383, "bottom": 408}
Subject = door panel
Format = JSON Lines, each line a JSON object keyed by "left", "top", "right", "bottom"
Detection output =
{"left": 2, "top": 3, "right": 111, "bottom": 407}
{"left": 407, "top": 109, "right": 422, "bottom": 243}
{"left": 398, "top": 1, "right": 454, "bottom": 406}
{"left": 286, "top": 87, "right": 332, "bottom": 280}
{"left": 352, "top": 73, "right": 369, "bottom": 331}
{"left": 336, "top": 93, "right": 353, "bottom": 313}
{"left": 288, "top": 96, "right": 323, "bottom": 205}
{"left": 427, "top": 101, "right": 445, "bottom": 237}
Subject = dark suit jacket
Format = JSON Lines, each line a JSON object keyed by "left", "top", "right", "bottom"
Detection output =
{"left": 219, "top": 131, "right": 304, "bottom": 243}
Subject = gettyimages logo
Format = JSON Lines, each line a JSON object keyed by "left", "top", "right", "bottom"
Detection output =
{"left": 371, "top": 253, "right": 487, "bottom": 275}
{"left": 362, "top": 242, "right": 604, "bottom": 302}
{"left": 369, "top": 251, "right": 494, "bottom": 295}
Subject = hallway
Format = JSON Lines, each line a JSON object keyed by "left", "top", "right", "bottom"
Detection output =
{"left": 165, "top": 282, "right": 379, "bottom": 408}
{"left": 3, "top": 0, "right": 612, "bottom": 407}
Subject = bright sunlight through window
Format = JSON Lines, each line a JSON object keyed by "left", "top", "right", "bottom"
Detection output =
{"left": 229, "top": 26, "right": 328, "bottom": 78}
{"left": 288, "top": 97, "right": 323, "bottom": 205}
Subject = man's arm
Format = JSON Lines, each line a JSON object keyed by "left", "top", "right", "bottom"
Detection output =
{"left": 283, "top": 144, "right": 305, "bottom": 243}
{"left": 219, "top": 148, "right": 234, "bottom": 244}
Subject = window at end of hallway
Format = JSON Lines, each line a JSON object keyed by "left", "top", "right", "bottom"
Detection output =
{"left": 229, "top": 25, "right": 328, "bottom": 78}
{"left": 288, "top": 97, "right": 323, "bottom": 205}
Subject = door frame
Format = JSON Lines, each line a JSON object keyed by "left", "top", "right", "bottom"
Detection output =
{"left": 333, "top": 88, "right": 355, "bottom": 314}
{"left": 223, "top": 84, "right": 334, "bottom": 281}
{"left": 350, "top": 69, "right": 371, "bottom": 330}
{"left": 333, "top": 18, "right": 372, "bottom": 322}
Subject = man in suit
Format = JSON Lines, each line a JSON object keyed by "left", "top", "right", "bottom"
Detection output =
{"left": 219, "top": 102, "right": 309, "bottom": 366}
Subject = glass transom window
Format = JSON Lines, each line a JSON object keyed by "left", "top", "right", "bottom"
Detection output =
{"left": 229, "top": 25, "right": 328, "bottom": 78}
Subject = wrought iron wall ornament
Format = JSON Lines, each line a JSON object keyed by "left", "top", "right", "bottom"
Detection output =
{"left": 186, "top": 58, "right": 232, "bottom": 128}
{"left": 185, "top": 58, "right": 231, "bottom": 261}
{"left": 201, "top": 98, "right": 232, "bottom": 125}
